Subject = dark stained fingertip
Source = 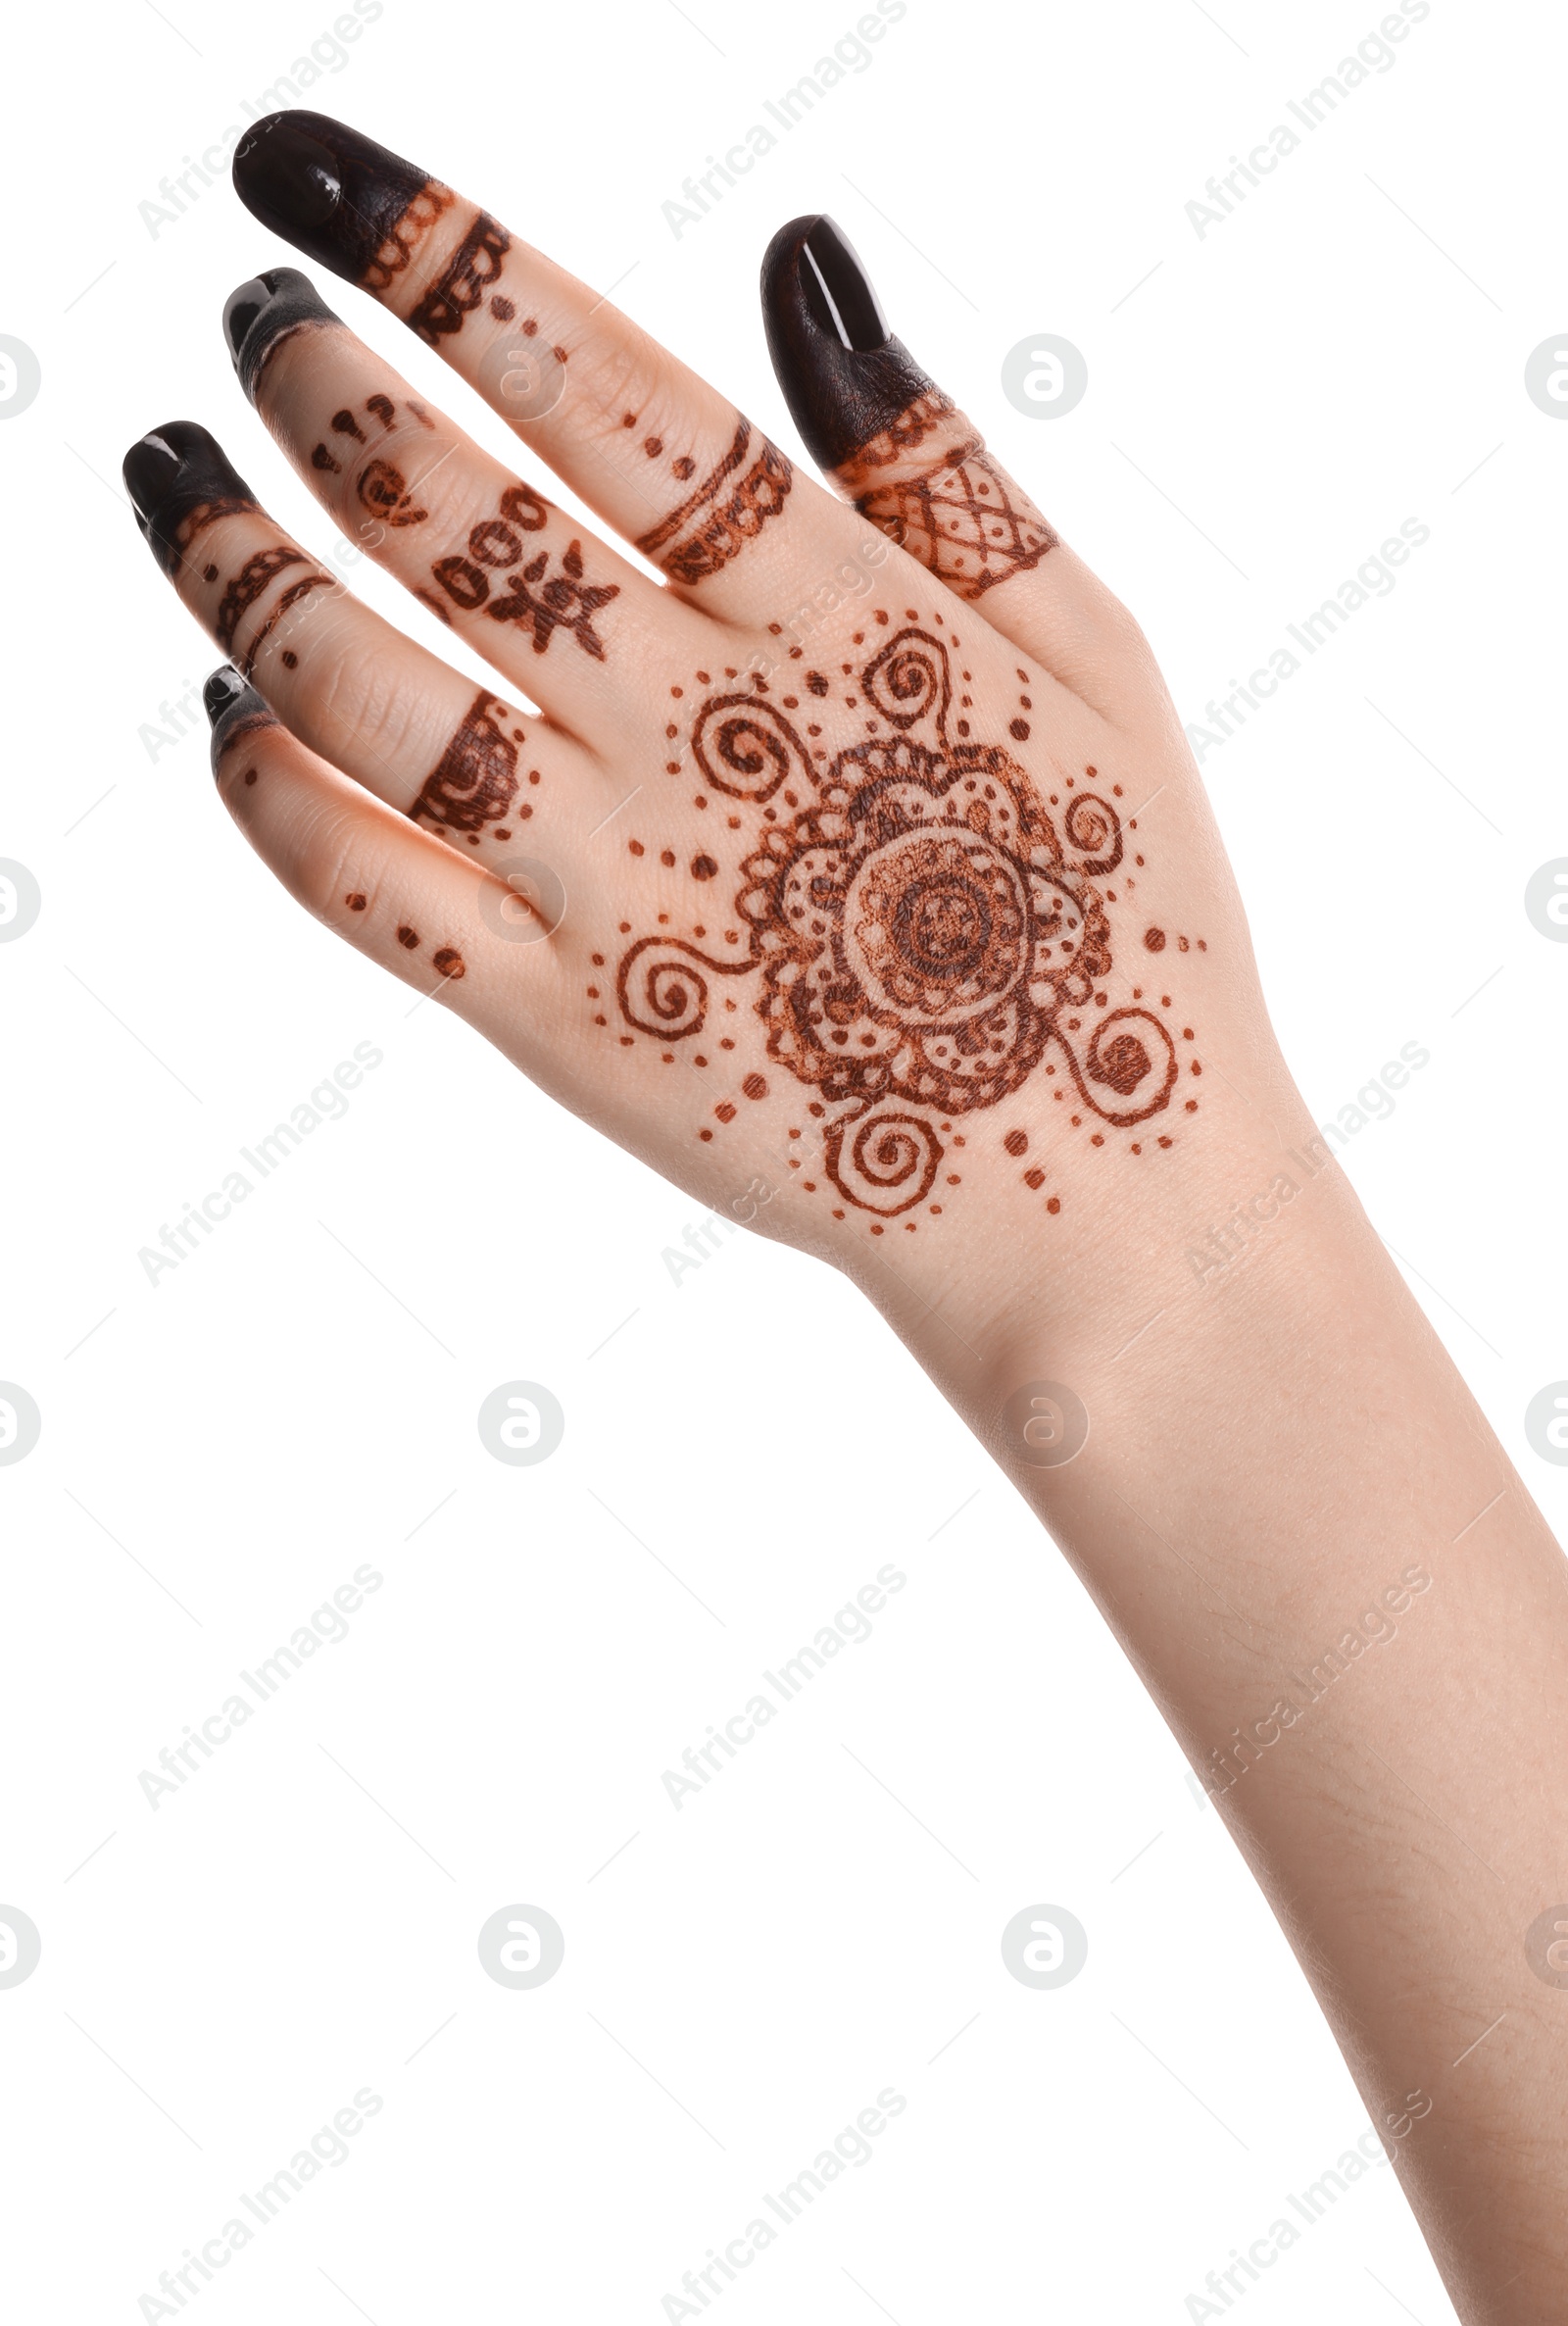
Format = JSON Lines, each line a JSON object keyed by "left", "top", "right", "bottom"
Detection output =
{"left": 122, "top": 421, "right": 259, "bottom": 576}
{"left": 223, "top": 266, "right": 344, "bottom": 402}
{"left": 231, "top": 110, "right": 432, "bottom": 286}
{"left": 760, "top": 214, "right": 936, "bottom": 472}
{"left": 204, "top": 665, "right": 278, "bottom": 778}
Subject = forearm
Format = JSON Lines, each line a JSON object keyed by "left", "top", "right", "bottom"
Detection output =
{"left": 884, "top": 1061, "right": 1567, "bottom": 2323}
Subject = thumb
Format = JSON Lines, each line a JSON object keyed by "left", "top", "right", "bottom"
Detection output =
{"left": 760, "top": 216, "right": 1157, "bottom": 719}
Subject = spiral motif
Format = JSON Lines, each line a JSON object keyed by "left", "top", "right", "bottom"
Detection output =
{"left": 611, "top": 618, "right": 1194, "bottom": 1226}
{"left": 862, "top": 627, "right": 953, "bottom": 733}
{"left": 691, "top": 696, "right": 812, "bottom": 801}
{"left": 824, "top": 1110, "right": 943, "bottom": 1215}
{"left": 1064, "top": 793, "right": 1123, "bottom": 876}
{"left": 1052, "top": 1007, "right": 1178, "bottom": 1125}
{"left": 615, "top": 937, "right": 754, "bottom": 1038}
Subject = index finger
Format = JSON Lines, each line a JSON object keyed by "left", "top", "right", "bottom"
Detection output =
{"left": 229, "top": 110, "right": 846, "bottom": 616}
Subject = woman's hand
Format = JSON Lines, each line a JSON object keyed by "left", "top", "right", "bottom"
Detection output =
{"left": 121, "top": 112, "right": 1568, "bottom": 2325}
{"left": 122, "top": 110, "right": 1285, "bottom": 1361}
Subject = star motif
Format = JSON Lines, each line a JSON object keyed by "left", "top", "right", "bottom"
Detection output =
{"left": 487, "top": 539, "right": 619, "bottom": 659}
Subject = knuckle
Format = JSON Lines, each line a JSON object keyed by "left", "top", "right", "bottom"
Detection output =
{"left": 309, "top": 637, "right": 424, "bottom": 774}
{"left": 295, "top": 804, "right": 395, "bottom": 930}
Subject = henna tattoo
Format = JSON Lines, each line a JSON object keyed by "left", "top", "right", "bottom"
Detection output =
{"left": 825, "top": 1113, "right": 943, "bottom": 1216}
{"left": 760, "top": 220, "right": 1057, "bottom": 598}
{"left": 613, "top": 627, "right": 1197, "bottom": 1223}
{"left": 616, "top": 938, "right": 756, "bottom": 1036}
{"left": 843, "top": 391, "right": 1056, "bottom": 600}
{"left": 216, "top": 547, "right": 307, "bottom": 654}
{"left": 841, "top": 385, "right": 960, "bottom": 471}
{"left": 364, "top": 181, "right": 457, "bottom": 292}
{"left": 238, "top": 572, "right": 336, "bottom": 679}
{"left": 691, "top": 695, "right": 811, "bottom": 800}
{"left": 427, "top": 486, "right": 618, "bottom": 658}
{"left": 391, "top": 923, "right": 468, "bottom": 983}
{"left": 410, "top": 691, "right": 521, "bottom": 836}
{"left": 312, "top": 391, "right": 439, "bottom": 493}
{"left": 487, "top": 552, "right": 617, "bottom": 656}
{"left": 1064, "top": 792, "right": 1123, "bottom": 878}
{"left": 635, "top": 418, "right": 794, "bottom": 583}
{"left": 356, "top": 458, "right": 427, "bottom": 527}
{"left": 408, "top": 211, "right": 511, "bottom": 345}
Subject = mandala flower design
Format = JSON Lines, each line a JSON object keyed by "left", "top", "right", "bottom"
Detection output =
{"left": 740, "top": 724, "right": 1110, "bottom": 1116}
{"left": 615, "top": 627, "right": 1180, "bottom": 1218}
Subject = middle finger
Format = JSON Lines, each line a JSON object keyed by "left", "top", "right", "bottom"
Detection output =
{"left": 223, "top": 267, "right": 708, "bottom": 743}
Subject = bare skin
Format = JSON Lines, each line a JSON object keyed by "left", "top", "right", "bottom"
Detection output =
{"left": 122, "top": 111, "right": 1567, "bottom": 2323}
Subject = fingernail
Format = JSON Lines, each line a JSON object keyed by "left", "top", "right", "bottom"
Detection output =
{"left": 760, "top": 214, "right": 934, "bottom": 470}
{"left": 796, "top": 218, "right": 888, "bottom": 352}
{"left": 122, "top": 421, "right": 258, "bottom": 576}
{"left": 231, "top": 109, "right": 432, "bottom": 286}
{"left": 204, "top": 665, "right": 278, "bottom": 780}
{"left": 223, "top": 266, "right": 343, "bottom": 403}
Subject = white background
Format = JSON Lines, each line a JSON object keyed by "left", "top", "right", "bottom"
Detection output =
{"left": 3, "top": 0, "right": 1565, "bottom": 2317}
